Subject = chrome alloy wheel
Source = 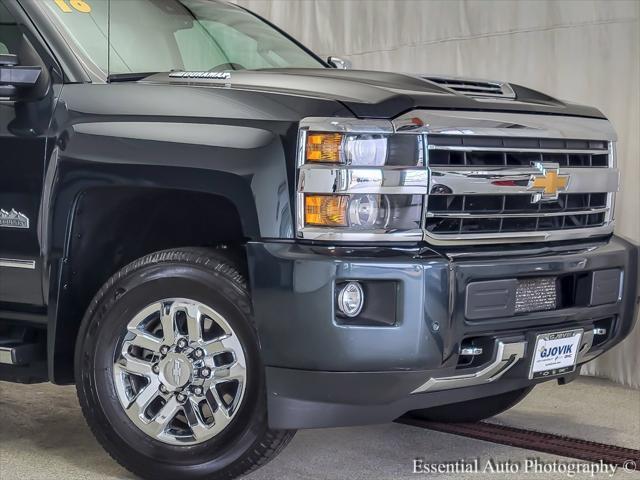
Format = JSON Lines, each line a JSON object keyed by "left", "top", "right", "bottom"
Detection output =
{"left": 113, "top": 299, "right": 247, "bottom": 445}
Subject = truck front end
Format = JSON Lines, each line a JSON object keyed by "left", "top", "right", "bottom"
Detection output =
{"left": 250, "top": 108, "right": 638, "bottom": 429}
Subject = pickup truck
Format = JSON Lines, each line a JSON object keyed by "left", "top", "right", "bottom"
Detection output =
{"left": 0, "top": 0, "right": 637, "bottom": 479}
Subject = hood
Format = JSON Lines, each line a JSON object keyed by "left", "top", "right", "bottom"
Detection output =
{"left": 141, "top": 69, "right": 605, "bottom": 120}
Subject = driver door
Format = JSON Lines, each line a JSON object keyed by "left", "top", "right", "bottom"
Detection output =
{"left": 0, "top": 1, "right": 56, "bottom": 307}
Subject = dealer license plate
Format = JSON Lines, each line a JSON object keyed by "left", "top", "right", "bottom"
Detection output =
{"left": 529, "top": 329, "right": 583, "bottom": 379}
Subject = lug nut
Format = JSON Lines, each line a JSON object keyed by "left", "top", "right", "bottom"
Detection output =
{"left": 176, "top": 393, "right": 187, "bottom": 403}
{"left": 159, "top": 385, "right": 168, "bottom": 394}
{"left": 152, "top": 364, "right": 160, "bottom": 374}
{"left": 177, "top": 338, "right": 188, "bottom": 349}
{"left": 200, "top": 367, "right": 211, "bottom": 378}
{"left": 160, "top": 345, "right": 170, "bottom": 355}
{"left": 194, "top": 348, "right": 205, "bottom": 359}
{"left": 192, "top": 386, "right": 203, "bottom": 396}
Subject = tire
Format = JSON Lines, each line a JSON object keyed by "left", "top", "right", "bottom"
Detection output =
{"left": 75, "top": 248, "right": 295, "bottom": 480}
{"left": 408, "top": 387, "right": 534, "bottom": 423}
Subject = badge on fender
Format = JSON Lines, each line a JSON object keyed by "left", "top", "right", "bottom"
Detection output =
{"left": 0, "top": 209, "right": 30, "bottom": 229}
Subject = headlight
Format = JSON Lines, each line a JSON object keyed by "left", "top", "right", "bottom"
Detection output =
{"left": 305, "top": 132, "right": 422, "bottom": 166}
{"left": 297, "top": 118, "right": 427, "bottom": 242}
{"left": 304, "top": 194, "right": 422, "bottom": 230}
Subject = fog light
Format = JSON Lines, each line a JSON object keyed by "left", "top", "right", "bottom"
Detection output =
{"left": 337, "top": 282, "right": 364, "bottom": 317}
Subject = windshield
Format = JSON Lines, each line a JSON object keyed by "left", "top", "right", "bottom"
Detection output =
{"left": 40, "top": 0, "right": 324, "bottom": 77}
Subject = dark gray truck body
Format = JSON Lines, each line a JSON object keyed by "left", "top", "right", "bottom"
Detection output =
{"left": 0, "top": 0, "right": 637, "bottom": 430}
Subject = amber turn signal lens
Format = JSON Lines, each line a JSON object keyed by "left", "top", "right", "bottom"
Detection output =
{"left": 306, "top": 133, "right": 343, "bottom": 163}
{"left": 305, "top": 195, "right": 349, "bottom": 227}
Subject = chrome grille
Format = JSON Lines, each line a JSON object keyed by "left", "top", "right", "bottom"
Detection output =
{"left": 392, "top": 110, "right": 619, "bottom": 245}
{"left": 425, "top": 134, "right": 615, "bottom": 241}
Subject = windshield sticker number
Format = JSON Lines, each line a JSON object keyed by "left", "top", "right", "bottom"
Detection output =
{"left": 54, "top": 0, "right": 92, "bottom": 13}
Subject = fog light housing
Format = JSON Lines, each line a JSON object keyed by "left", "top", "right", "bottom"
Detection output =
{"left": 337, "top": 281, "right": 364, "bottom": 318}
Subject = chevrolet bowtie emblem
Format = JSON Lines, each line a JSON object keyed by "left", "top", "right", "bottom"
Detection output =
{"left": 528, "top": 162, "right": 569, "bottom": 202}
{"left": 172, "top": 359, "right": 183, "bottom": 385}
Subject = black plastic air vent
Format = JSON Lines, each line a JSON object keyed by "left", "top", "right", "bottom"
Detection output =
{"left": 424, "top": 76, "right": 516, "bottom": 99}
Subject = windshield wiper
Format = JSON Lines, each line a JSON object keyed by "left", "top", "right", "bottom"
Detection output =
{"left": 107, "top": 72, "right": 160, "bottom": 82}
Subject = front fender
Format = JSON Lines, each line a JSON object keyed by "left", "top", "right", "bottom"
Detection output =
{"left": 43, "top": 82, "right": 351, "bottom": 382}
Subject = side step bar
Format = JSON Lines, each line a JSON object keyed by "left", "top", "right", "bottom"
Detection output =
{"left": 0, "top": 343, "right": 40, "bottom": 366}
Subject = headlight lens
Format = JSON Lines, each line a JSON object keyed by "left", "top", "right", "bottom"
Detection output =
{"left": 344, "top": 135, "right": 388, "bottom": 166}
{"left": 304, "top": 194, "right": 422, "bottom": 230}
{"left": 348, "top": 194, "right": 384, "bottom": 227}
{"left": 304, "top": 132, "right": 422, "bottom": 166}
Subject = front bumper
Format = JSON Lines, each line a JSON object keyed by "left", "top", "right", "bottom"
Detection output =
{"left": 247, "top": 236, "right": 638, "bottom": 429}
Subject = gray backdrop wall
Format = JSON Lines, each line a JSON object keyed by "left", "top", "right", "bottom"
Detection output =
{"left": 235, "top": 0, "right": 640, "bottom": 387}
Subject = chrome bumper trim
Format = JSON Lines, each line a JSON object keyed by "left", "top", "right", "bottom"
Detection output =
{"left": 295, "top": 227, "right": 424, "bottom": 242}
{"left": 423, "top": 224, "right": 615, "bottom": 246}
{"left": 576, "top": 328, "right": 599, "bottom": 363}
{"left": 411, "top": 341, "right": 526, "bottom": 394}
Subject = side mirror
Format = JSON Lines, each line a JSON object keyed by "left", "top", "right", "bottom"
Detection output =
{"left": 0, "top": 54, "right": 42, "bottom": 98}
{"left": 327, "top": 56, "right": 352, "bottom": 70}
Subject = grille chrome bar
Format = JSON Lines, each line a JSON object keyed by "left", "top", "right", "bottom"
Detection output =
{"left": 429, "top": 166, "right": 619, "bottom": 195}
{"left": 392, "top": 111, "right": 617, "bottom": 141}
{"left": 428, "top": 146, "right": 606, "bottom": 154}
{"left": 426, "top": 208, "right": 609, "bottom": 219}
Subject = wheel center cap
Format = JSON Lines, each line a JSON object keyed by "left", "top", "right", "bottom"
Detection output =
{"left": 158, "top": 353, "right": 193, "bottom": 390}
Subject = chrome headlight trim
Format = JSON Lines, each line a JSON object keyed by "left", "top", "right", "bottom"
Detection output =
{"left": 296, "top": 118, "right": 425, "bottom": 242}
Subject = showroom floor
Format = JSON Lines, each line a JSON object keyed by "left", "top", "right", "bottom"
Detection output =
{"left": 0, "top": 377, "right": 637, "bottom": 480}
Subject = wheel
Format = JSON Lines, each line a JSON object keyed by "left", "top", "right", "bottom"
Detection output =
{"left": 408, "top": 387, "right": 534, "bottom": 423}
{"left": 75, "top": 248, "right": 295, "bottom": 480}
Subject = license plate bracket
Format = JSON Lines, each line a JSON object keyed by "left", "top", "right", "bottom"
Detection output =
{"left": 529, "top": 329, "right": 583, "bottom": 379}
